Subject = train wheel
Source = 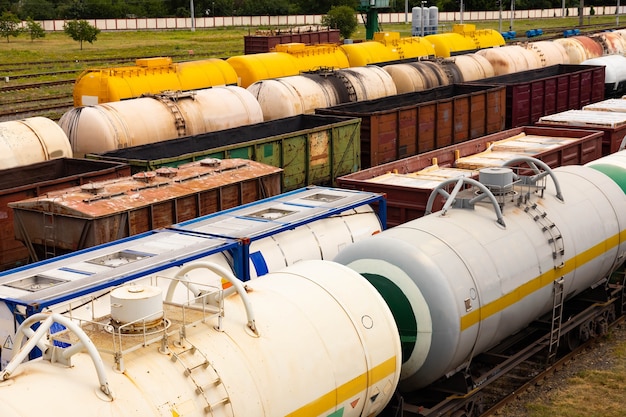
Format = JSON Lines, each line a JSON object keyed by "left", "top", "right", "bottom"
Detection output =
{"left": 565, "top": 329, "right": 581, "bottom": 351}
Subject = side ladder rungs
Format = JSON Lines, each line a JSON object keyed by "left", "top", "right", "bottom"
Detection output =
{"left": 195, "top": 377, "right": 222, "bottom": 394}
{"left": 184, "top": 360, "right": 209, "bottom": 376}
{"left": 204, "top": 397, "right": 230, "bottom": 412}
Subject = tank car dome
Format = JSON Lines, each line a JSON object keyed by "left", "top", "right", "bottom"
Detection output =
{"left": 60, "top": 86, "right": 264, "bottom": 156}
{"left": 0, "top": 117, "right": 72, "bottom": 169}
{"left": 524, "top": 40, "right": 570, "bottom": 66}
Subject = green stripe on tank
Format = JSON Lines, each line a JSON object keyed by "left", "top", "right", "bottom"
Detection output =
{"left": 589, "top": 163, "right": 626, "bottom": 193}
{"left": 362, "top": 273, "right": 417, "bottom": 363}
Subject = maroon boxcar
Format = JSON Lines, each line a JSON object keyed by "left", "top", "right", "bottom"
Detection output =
{"left": 316, "top": 84, "right": 507, "bottom": 169}
{"left": 467, "top": 64, "right": 606, "bottom": 128}
{"left": 244, "top": 28, "right": 341, "bottom": 54}
{"left": 337, "top": 126, "right": 603, "bottom": 228}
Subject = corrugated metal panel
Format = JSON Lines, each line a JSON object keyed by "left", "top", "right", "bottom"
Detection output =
{"left": 85, "top": 114, "right": 361, "bottom": 192}
{"left": 337, "top": 126, "right": 603, "bottom": 227}
{"left": 316, "top": 84, "right": 506, "bottom": 168}
{"left": 244, "top": 29, "right": 341, "bottom": 54}
{"left": 9, "top": 158, "right": 282, "bottom": 262}
{"left": 467, "top": 64, "right": 606, "bottom": 128}
{"left": 0, "top": 158, "right": 130, "bottom": 271}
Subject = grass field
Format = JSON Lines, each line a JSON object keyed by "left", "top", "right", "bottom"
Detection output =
{"left": 0, "top": 15, "right": 623, "bottom": 63}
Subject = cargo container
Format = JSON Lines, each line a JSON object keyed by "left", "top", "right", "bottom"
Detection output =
{"left": 244, "top": 29, "right": 341, "bottom": 54}
{"left": 9, "top": 158, "right": 282, "bottom": 262}
{"left": 467, "top": 64, "right": 605, "bottom": 128}
{"left": 536, "top": 109, "right": 626, "bottom": 155}
{"left": 582, "top": 97, "right": 626, "bottom": 113}
{"left": 0, "top": 158, "right": 131, "bottom": 271}
{"left": 85, "top": 114, "right": 361, "bottom": 192}
{"left": 336, "top": 126, "right": 603, "bottom": 227}
{"left": 315, "top": 84, "right": 506, "bottom": 168}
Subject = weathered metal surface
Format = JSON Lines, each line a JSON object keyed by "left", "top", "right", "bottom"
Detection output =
{"left": 244, "top": 29, "right": 341, "bottom": 54}
{"left": 337, "top": 126, "right": 603, "bottom": 227}
{"left": 85, "top": 114, "right": 361, "bottom": 192}
{"left": 0, "top": 158, "right": 130, "bottom": 271}
{"left": 468, "top": 64, "right": 606, "bottom": 128}
{"left": 9, "top": 158, "right": 282, "bottom": 261}
{"left": 537, "top": 109, "right": 626, "bottom": 155}
{"left": 315, "top": 83, "right": 506, "bottom": 168}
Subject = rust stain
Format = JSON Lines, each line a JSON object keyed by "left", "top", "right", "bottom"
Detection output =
{"left": 9, "top": 159, "right": 282, "bottom": 218}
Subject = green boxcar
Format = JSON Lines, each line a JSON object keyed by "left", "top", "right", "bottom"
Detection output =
{"left": 86, "top": 114, "right": 361, "bottom": 192}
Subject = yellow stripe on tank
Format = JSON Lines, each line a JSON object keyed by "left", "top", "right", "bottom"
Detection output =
{"left": 285, "top": 356, "right": 397, "bottom": 417}
{"left": 460, "top": 231, "right": 624, "bottom": 331}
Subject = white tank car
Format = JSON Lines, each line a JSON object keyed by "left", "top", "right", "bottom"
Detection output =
{"left": 247, "top": 66, "right": 397, "bottom": 121}
{"left": 146, "top": 204, "right": 383, "bottom": 289}
{"left": 0, "top": 117, "right": 72, "bottom": 169}
{"left": 334, "top": 159, "right": 626, "bottom": 392}
{"left": 0, "top": 260, "right": 401, "bottom": 417}
{"left": 59, "top": 86, "right": 264, "bottom": 157}
{"left": 0, "top": 197, "right": 383, "bottom": 369}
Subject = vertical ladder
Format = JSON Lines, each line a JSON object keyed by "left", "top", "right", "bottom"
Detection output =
{"left": 170, "top": 342, "right": 231, "bottom": 414}
{"left": 547, "top": 277, "right": 565, "bottom": 364}
{"left": 43, "top": 212, "right": 56, "bottom": 259}
{"left": 524, "top": 203, "right": 564, "bottom": 269}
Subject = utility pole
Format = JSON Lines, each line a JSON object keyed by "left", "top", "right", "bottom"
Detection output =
{"left": 510, "top": 0, "right": 515, "bottom": 30}
{"left": 190, "top": 0, "right": 195, "bottom": 31}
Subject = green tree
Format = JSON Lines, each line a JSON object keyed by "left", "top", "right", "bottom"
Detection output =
{"left": 25, "top": 17, "right": 45, "bottom": 41}
{"left": 0, "top": 11, "right": 21, "bottom": 43}
{"left": 321, "top": 5, "right": 358, "bottom": 40}
{"left": 18, "top": 0, "right": 56, "bottom": 20}
{"left": 64, "top": 19, "right": 100, "bottom": 49}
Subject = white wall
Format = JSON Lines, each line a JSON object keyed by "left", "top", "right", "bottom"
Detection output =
{"left": 38, "top": 7, "right": 624, "bottom": 32}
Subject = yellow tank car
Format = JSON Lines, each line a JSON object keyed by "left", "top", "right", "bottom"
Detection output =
{"left": 73, "top": 57, "right": 238, "bottom": 106}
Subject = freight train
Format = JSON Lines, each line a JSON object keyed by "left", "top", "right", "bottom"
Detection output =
{"left": 2, "top": 27, "right": 626, "bottom": 167}
{"left": 71, "top": 25, "right": 626, "bottom": 107}
{"left": 59, "top": 27, "right": 626, "bottom": 158}
{"left": 71, "top": 24, "right": 503, "bottom": 106}
{"left": 1, "top": 148, "right": 625, "bottom": 416}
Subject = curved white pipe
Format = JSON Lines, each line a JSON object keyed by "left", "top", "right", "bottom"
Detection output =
{"left": 1, "top": 313, "right": 114, "bottom": 399}
{"left": 166, "top": 261, "right": 258, "bottom": 335}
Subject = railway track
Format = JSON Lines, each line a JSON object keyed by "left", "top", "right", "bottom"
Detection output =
{"left": 483, "top": 315, "right": 626, "bottom": 416}
{"left": 384, "top": 280, "right": 626, "bottom": 417}
{"left": 0, "top": 52, "right": 216, "bottom": 72}
{"left": 0, "top": 79, "right": 75, "bottom": 92}
{"left": 0, "top": 100, "right": 73, "bottom": 121}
